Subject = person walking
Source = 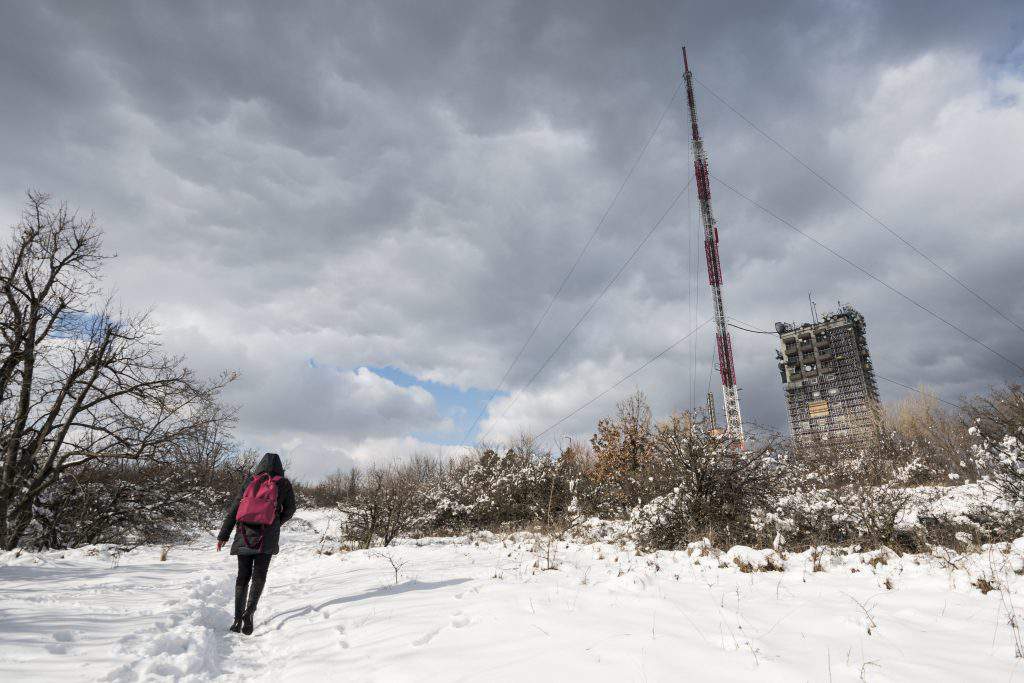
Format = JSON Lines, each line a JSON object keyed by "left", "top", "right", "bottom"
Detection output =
{"left": 217, "top": 452, "right": 297, "bottom": 635}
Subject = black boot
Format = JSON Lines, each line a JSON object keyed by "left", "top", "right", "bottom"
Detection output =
{"left": 240, "top": 594, "right": 259, "bottom": 635}
{"left": 229, "top": 583, "right": 246, "bottom": 632}
{"left": 240, "top": 570, "right": 266, "bottom": 636}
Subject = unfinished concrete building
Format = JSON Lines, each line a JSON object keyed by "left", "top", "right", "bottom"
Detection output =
{"left": 775, "top": 306, "right": 880, "bottom": 445}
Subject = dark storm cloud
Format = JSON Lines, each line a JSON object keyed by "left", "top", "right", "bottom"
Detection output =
{"left": 1, "top": 1, "right": 1022, "bottom": 475}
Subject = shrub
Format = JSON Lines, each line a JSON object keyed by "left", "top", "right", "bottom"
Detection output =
{"left": 887, "top": 389, "right": 973, "bottom": 482}
{"left": 966, "top": 384, "right": 1024, "bottom": 535}
{"left": 297, "top": 469, "right": 360, "bottom": 509}
{"left": 28, "top": 446, "right": 252, "bottom": 548}
{"left": 774, "top": 433, "right": 934, "bottom": 551}
{"left": 424, "top": 437, "right": 553, "bottom": 532}
{"left": 629, "top": 416, "right": 781, "bottom": 551}
{"left": 340, "top": 459, "right": 432, "bottom": 548}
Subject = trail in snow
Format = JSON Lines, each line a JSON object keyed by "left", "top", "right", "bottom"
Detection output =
{"left": 2, "top": 509, "right": 1023, "bottom": 682}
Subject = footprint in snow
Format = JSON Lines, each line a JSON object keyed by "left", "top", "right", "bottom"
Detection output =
{"left": 45, "top": 630, "right": 77, "bottom": 654}
{"left": 336, "top": 625, "right": 350, "bottom": 649}
{"left": 453, "top": 586, "right": 479, "bottom": 600}
{"left": 450, "top": 612, "right": 470, "bottom": 628}
{"left": 411, "top": 626, "right": 442, "bottom": 647}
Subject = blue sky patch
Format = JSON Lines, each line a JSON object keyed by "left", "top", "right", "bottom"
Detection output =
{"left": 365, "top": 365, "right": 504, "bottom": 445}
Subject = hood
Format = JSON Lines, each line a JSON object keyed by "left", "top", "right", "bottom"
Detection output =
{"left": 256, "top": 452, "right": 284, "bottom": 477}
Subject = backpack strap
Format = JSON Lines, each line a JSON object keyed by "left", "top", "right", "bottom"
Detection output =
{"left": 237, "top": 522, "right": 266, "bottom": 551}
{"left": 269, "top": 475, "right": 284, "bottom": 513}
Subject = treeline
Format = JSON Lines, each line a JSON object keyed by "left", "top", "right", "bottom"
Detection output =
{"left": 304, "top": 385, "right": 1024, "bottom": 554}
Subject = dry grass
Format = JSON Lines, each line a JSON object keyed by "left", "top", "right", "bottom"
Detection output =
{"left": 973, "top": 576, "right": 999, "bottom": 595}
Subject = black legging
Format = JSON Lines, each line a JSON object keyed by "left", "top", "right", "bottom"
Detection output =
{"left": 236, "top": 554, "right": 272, "bottom": 618}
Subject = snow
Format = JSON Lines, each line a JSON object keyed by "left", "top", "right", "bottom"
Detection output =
{"left": 723, "top": 546, "right": 785, "bottom": 572}
{"left": 2, "top": 509, "right": 1023, "bottom": 681}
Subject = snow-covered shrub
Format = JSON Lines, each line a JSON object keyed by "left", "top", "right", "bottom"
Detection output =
{"left": 685, "top": 537, "right": 720, "bottom": 558}
{"left": 912, "top": 483, "right": 1010, "bottom": 548}
{"left": 966, "top": 384, "right": 1024, "bottom": 535}
{"left": 423, "top": 437, "right": 554, "bottom": 532}
{"left": 726, "top": 546, "right": 785, "bottom": 573}
{"left": 551, "top": 439, "right": 601, "bottom": 522}
{"left": 629, "top": 416, "right": 781, "bottom": 551}
{"left": 772, "top": 433, "right": 936, "bottom": 551}
{"left": 335, "top": 438, "right": 591, "bottom": 541}
{"left": 762, "top": 386, "right": 1024, "bottom": 552}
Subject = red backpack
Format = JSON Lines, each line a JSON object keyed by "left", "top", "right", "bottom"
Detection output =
{"left": 235, "top": 473, "right": 282, "bottom": 549}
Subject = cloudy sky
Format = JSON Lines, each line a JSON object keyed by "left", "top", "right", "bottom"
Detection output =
{"left": 1, "top": 1, "right": 1022, "bottom": 479}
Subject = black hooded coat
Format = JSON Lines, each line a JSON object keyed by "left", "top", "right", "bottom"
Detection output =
{"left": 218, "top": 453, "right": 297, "bottom": 556}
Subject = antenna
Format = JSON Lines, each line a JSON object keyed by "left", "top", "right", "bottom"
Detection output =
{"left": 809, "top": 292, "right": 819, "bottom": 325}
{"left": 682, "top": 47, "right": 745, "bottom": 446}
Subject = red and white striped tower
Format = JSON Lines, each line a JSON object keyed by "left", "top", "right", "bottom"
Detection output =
{"left": 682, "top": 47, "right": 745, "bottom": 444}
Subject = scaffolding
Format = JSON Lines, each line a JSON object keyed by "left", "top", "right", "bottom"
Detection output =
{"left": 775, "top": 305, "right": 880, "bottom": 445}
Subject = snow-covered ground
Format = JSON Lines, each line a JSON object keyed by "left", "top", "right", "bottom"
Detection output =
{"left": 2, "top": 509, "right": 1023, "bottom": 682}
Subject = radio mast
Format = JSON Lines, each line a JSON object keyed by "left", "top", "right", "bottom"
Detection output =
{"left": 683, "top": 47, "right": 745, "bottom": 444}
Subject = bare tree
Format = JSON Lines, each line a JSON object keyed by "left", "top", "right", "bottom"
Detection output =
{"left": 591, "top": 390, "right": 660, "bottom": 514}
{"left": 0, "top": 192, "right": 234, "bottom": 549}
{"left": 341, "top": 460, "right": 430, "bottom": 548}
{"left": 300, "top": 464, "right": 369, "bottom": 508}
